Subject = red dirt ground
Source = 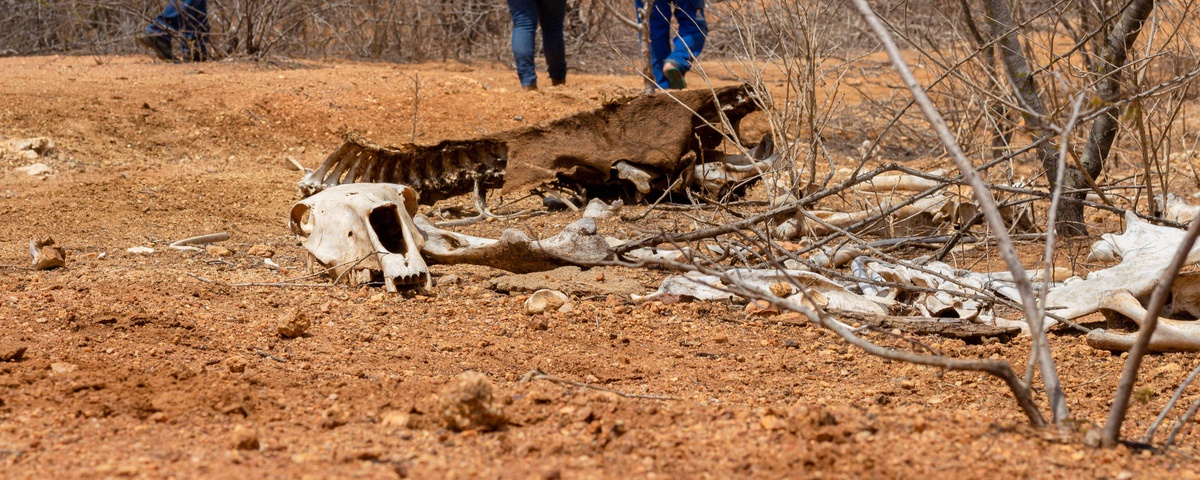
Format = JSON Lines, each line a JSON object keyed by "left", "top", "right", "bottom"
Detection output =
{"left": 2, "top": 55, "right": 1200, "bottom": 479}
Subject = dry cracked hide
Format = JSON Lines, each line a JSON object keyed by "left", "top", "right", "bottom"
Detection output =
{"left": 299, "top": 85, "right": 763, "bottom": 202}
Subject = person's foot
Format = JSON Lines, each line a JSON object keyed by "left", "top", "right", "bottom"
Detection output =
{"left": 522, "top": 83, "right": 538, "bottom": 92}
{"left": 551, "top": 78, "right": 566, "bottom": 87}
{"left": 663, "top": 61, "right": 686, "bottom": 89}
{"left": 137, "top": 33, "right": 173, "bottom": 62}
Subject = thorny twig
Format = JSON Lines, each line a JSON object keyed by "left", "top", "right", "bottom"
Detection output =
{"left": 519, "top": 369, "right": 678, "bottom": 401}
{"left": 1145, "top": 361, "right": 1200, "bottom": 443}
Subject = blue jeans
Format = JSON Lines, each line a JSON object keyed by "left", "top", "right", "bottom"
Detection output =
{"left": 636, "top": 0, "right": 707, "bottom": 89}
{"left": 146, "top": 0, "right": 209, "bottom": 60}
{"left": 507, "top": 0, "right": 567, "bottom": 87}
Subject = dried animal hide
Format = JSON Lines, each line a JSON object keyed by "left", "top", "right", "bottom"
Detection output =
{"left": 299, "top": 85, "right": 761, "bottom": 203}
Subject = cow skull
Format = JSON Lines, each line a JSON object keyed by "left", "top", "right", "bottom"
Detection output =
{"left": 289, "top": 183, "right": 430, "bottom": 291}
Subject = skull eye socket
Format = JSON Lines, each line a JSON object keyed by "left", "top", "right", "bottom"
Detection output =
{"left": 368, "top": 204, "right": 407, "bottom": 254}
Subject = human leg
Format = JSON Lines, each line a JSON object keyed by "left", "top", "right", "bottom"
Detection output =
{"left": 537, "top": 0, "right": 567, "bottom": 85}
{"left": 637, "top": 0, "right": 675, "bottom": 89}
{"left": 664, "top": 0, "right": 707, "bottom": 75}
{"left": 178, "top": 0, "right": 210, "bottom": 61}
{"left": 507, "top": 0, "right": 540, "bottom": 88}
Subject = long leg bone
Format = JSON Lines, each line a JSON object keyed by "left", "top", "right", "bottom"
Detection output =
{"left": 1087, "top": 290, "right": 1200, "bottom": 352}
{"left": 414, "top": 215, "right": 614, "bottom": 273}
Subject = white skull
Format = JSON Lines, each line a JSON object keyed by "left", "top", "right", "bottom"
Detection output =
{"left": 289, "top": 183, "right": 430, "bottom": 291}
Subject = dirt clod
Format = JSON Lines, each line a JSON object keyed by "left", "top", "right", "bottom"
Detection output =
{"left": 205, "top": 245, "right": 234, "bottom": 257}
{"left": 436, "top": 371, "right": 507, "bottom": 432}
{"left": 246, "top": 244, "right": 274, "bottom": 257}
{"left": 231, "top": 426, "right": 260, "bottom": 451}
{"left": 276, "top": 311, "right": 310, "bottom": 339}
{"left": 0, "top": 343, "right": 26, "bottom": 362}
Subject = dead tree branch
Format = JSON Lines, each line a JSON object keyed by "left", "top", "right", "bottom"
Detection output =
{"left": 853, "top": 0, "right": 1068, "bottom": 424}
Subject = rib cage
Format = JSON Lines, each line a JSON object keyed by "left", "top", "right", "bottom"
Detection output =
{"left": 298, "top": 85, "right": 762, "bottom": 204}
{"left": 299, "top": 134, "right": 507, "bottom": 204}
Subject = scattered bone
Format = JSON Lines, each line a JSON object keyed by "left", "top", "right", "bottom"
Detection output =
{"left": 638, "top": 269, "right": 888, "bottom": 316}
{"left": 168, "top": 232, "right": 231, "bottom": 252}
{"left": 300, "top": 86, "right": 760, "bottom": 202}
{"left": 290, "top": 183, "right": 430, "bottom": 291}
{"left": 1087, "top": 290, "right": 1200, "bottom": 352}
{"left": 29, "top": 237, "right": 66, "bottom": 270}
{"left": 582, "top": 198, "right": 623, "bottom": 219}
{"left": 416, "top": 215, "right": 612, "bottom": 274}
{"left": 126, "top": 246, "right": 154, "bottom": 255}
{"left": 851, "top": 258, "right": 983, "bottom": 319}
{"left": 691, "top": 134, "right": 780, "bottom": 195}
{"left": 614, "top": 161, "right": 655, "bottom": 195}
{"left": 15, "top": 163, "right": 53, "bottom": 176}
{"left": 1161, "top": 193, "right": 1200, "bottom": 224}
{"left": 277, "top": 310, "right": 310, "bottom": 339}
{"left": 437, "top": 371, "right": 507, "bottom": 431}
{"left": 854, "top": 174, "right": 942, "bottom": 193}
{"left": 524, "top": 289, "right": 569, "bottom": 315}
{"left": 1, "top": 137, "right": 55, "bottom": 160}
{"left": 1044, "top": 211, "right": 1200, "bottom": 322}
{"left": 283, "top": 155, "right": 306, "bottom": 172}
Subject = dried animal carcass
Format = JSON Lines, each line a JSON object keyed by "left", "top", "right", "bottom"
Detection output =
{"left": 298, "top": 85, "right": 766, "bottom": 202}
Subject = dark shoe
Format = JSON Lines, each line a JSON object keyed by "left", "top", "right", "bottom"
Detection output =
{"left": 137, "top": 33, "right": 173, "bottom": 61}
{"left": 551, "top": 78, "right": 566, "bottom": 87}
{"left": 663, "top": 61, "right": 686, "bottom": 89}
{"left": 522, "top": 83, "right": 538, "bottom": 92}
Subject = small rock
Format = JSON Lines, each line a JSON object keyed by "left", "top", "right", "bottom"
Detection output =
{"left": 760, "top": 414, "right": 784, "bottom": 430}
{"left": 524, "top": 289, "right": 568, "bottom": 315}
{"left": 231, "top": 426, "right": 260, "bottom": 451}
{"left": 246, "top": 244, "right": 274, "bottom": 257}
{"left": 277, "top": 311, "right": 310, "bottom": 339}
{"left": 0, "top": 343, "right": 27, "bottom": 362}
{"left": 206, "top": 245, "right": 234, "bottom": 257}
{"left": 126, "top": 246, "right": 154, "bottom": 255}
{"left": 769, "top": 282, "right": 793, "bottom": 297}
{"left": 557, "top": 302, "right": 574, "bottom": 314}
{"left": 745, "top": 299, "right": 779, "bottom": 316}
{"left": 437, "top": 274, "right": 461, "bottom": 287}
{"left": 437, "top": 371, "right": 508, "bottom": 431}
{"left": 380, "top": 410, "right": 416, "bottom": 429}
{"left": 582, "top": 198, "right": 622, "bottom": 219}
{"left": 783, "top": 339, "right": 800, "bottom": 349}
{"left": 29, "top": 237, "right": 66, "bottom": 270}
{"left": 714, "top": 334, "right": 729, "bottom": 344}
{"left": 50, "top": 362, "right": 78, "bottom": 374}
{"left": 16, "top": 162, "right": 53, "bottom": 176}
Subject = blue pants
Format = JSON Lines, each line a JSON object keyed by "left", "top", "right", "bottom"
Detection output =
{"left": 636, "top": 0, "right": 707, "bottom": 89}
{"left": 507, "top": 0, "right": 567, "bottom": 88}
{"left": 146, "top": 0, "right": 209, "bottom": 60}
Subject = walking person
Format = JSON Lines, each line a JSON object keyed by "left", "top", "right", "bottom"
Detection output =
{"left": 506, "top": 0, "right": 568, "bottom": 91}
{"left": 138, "top": 0, "right": 210, "bottom": 62}
{"left": 637, "top": 0, "right": 707, "bottom": 90}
